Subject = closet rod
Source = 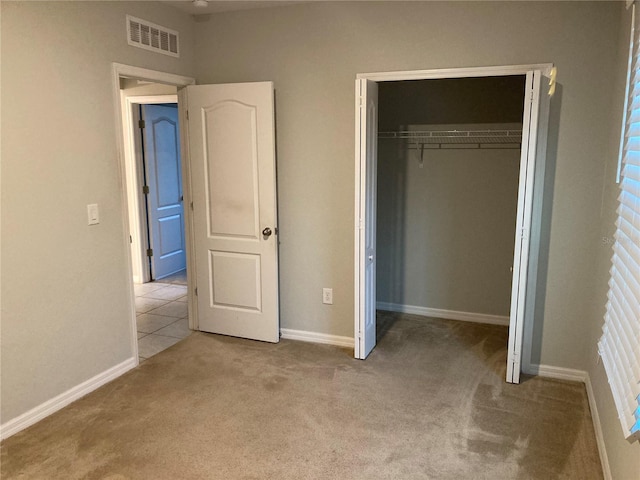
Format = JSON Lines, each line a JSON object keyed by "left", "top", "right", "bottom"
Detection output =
{"left": 402, "top": 143, "right": 521, "bottom": 150}
{"left": 378, "top": 129, "right": 523, "bottom": 146}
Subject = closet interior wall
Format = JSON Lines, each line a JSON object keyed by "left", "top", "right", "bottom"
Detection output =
{"left": 376, "top": 76, "right": 526, "bottom": 319}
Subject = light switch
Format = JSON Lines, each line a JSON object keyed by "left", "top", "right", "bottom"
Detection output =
{"left": 87, "top": 204, "right": 99, "bottom": 225}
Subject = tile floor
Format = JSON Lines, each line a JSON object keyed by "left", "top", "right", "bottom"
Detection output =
{"left": 134, "top": 270, "right": 191, "bottom": 363}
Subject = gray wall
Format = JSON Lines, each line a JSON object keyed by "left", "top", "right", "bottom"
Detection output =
{"left": 377, "top": 137, "right": 520, "bottom": 316}
{"left": 193, "top": 1, "right": 621, "bottom": 366}
{"left": 120, "top": 78, "right": 178, "bottom": 96}
{"left": 0, "top": 1, "right": 195, "bottom": 423}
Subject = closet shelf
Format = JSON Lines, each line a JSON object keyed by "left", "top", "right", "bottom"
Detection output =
{"left": 378, "top": 129, "right": 522, "bottom": 149}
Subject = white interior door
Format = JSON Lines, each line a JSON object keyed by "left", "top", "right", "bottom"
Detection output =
{"left": 355, "top": 79, "right": 378, "bottom": 359}
{"left": 141, "top": 103, "right": 186, "bottom": 280}
{"left": 506, "top": 71, "right": 542, "bottom": 383}
{"left": 182, "top": 82, "right": 279, "bottom": 343}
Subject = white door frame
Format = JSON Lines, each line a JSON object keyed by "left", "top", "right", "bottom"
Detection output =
{"left": 354, "top": 64, "right": 552, "bottom": 381}
{"left": 111, "top": 63, "right": 195, "bottom": 363}
{"left": 123, "top": 94, "right": 178, "bottom": 284}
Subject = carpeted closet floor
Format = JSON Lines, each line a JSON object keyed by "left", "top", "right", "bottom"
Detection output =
{"left": 0, "top": 312, "right": 602, "bottom": 479}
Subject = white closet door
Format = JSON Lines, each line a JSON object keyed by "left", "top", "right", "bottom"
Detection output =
{"left": 355, "top": 79, "right": 378, "bottom": 359}
{"left": 506, "top": 71, "right": 542, "bottom": 384}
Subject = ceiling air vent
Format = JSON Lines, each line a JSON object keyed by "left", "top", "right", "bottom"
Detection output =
{"left": 126, "top": 15, "right": 179, "bottom": 58}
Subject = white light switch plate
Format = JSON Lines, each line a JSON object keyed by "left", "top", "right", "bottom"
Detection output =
{"left": 87, "top": 204, "right": 99, "bottom": 225}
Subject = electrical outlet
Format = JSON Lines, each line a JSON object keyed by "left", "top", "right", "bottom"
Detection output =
{"left": 322, "top": 288, "right": 333, "bottom": 305}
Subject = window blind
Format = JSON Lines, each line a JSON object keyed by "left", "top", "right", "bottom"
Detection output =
{"left": 599, "top": 3, "right": 640, "bottom": 442}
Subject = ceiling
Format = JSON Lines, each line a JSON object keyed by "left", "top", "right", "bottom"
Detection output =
{"left": 163, "top": 0, "right": 309, "bottom": 16}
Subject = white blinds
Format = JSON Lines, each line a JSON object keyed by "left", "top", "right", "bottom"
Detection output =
{"left": 599, "top": 3, "right": 640, "bottom": 442}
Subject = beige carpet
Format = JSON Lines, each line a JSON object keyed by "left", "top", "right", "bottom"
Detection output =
{"left": 1, "top": 312, "right": 603, "bottom": 479}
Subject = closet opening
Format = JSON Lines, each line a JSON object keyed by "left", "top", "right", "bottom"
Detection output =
{"left": 355, "top": 65, "right": 551, "bottom": 384}
{"left": 379, "top": 75, "right": 524, "bottom": 366}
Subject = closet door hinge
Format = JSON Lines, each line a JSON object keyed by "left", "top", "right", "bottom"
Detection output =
{"left": 139, "top": 119, "right": 145, "bottom": 129}
{"left": 186, "top": 110, "right": 189, "bottom": 120}
{"left": 142, "top": 185, "right": 149, "bottom": 195}
{"left": 358, "top": 96, "right": 363, "bottom": 108}
{"left": 194, "top": 287, "right": 198, "bottom": 296}
{"left": 146, "top": 248, "right": 153, "bottom": 257}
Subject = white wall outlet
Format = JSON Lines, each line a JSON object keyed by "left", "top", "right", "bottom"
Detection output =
{"left": 322, "top": 288, "right": 333, "bottom": 305}
{"left": 87, "top": 204, "right": 99, "bottom": 225}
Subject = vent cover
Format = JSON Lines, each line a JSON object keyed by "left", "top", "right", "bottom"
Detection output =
{"left": 126, "top": 15, "right": 179, "bottom": 57}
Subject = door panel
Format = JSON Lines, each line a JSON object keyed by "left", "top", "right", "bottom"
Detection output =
{"left": 506, "top": 71, "right": 542, "bottom": 384}
{"left": 142, "top": 104, "right": 186, "bottom": 280}
{"left": 210, "top": 251, "right": 261, "bottom": 311}
{"left": 184, "top": 82, "right": 279, "bottom": 343}
{"left": 356, "top": 79, "right": 378, "bottom": 359}
{"left": 204, "top": 101, "right": 260, "bottom": 238}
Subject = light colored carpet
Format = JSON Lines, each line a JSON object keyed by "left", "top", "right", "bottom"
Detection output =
{"left": 1, "top": 312, "right": 603, "bottom": 479}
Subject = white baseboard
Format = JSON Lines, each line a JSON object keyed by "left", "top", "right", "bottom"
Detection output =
{"left": 527, "top": 363, "right": 588, "bottom": 382}
{"left": 584, "top": 375, "right": 612, "bottom": 480}
{"left": 376, "top": 302, "right": 510, "bottom": 326}
{"left": 0, "top": 357, "right": 137, "bottom": 441}
{"left": 280, "top": 328, "right": 354, "bottom": 349}
{"left": 530, "top": 364, "right": 610, "bottom": 480}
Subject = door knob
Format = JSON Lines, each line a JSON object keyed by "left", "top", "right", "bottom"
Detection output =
{"left": 262, "top": 227, "right": 273, "bottom": 237}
